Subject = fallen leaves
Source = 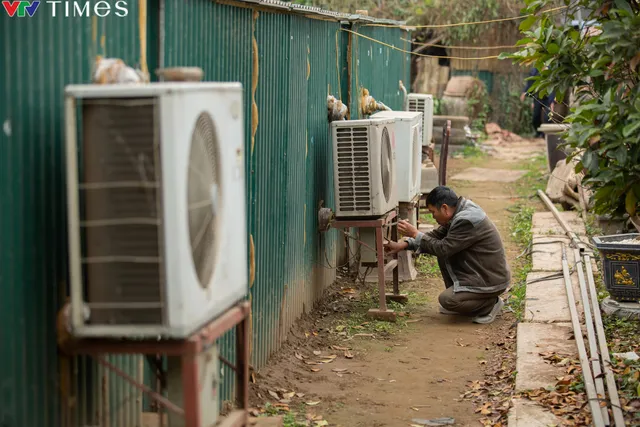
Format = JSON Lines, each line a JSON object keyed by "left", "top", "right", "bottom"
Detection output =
{"left": 518, "top": 352, "right": 595, "bottom": 425}
{"left": 459, "top": 334, "right": 518, "bottom": 427}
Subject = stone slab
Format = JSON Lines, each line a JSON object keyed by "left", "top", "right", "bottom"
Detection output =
{"left": 530, "top": 236, "right": 597, "bottom": 276}
{"left": 450, "top": 167, "right": 527, "bottom": 183}
{"left": 507, "top": 398, "right": 564, "bottom": 427}
{"left": 531, "top": 236, "right": 573, "bottom": 272}
{"left": 515, "top": 322, "right": 575, "bottom": 392}
{"left": 524, "top": 271, "right": 584, "bottom": 323}
{"left": 531, "top": 211, "right": 587, "bottom": 237}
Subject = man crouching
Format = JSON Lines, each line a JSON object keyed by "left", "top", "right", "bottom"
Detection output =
{"left": 384, "top": 186, "right": 510, "bottom": 324}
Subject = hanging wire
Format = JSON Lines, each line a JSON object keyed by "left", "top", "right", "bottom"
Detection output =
{"left": 362, "top": 5, "right": 569, "bottom": 28}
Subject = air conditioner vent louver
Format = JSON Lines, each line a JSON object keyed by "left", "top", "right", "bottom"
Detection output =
{"left": 81, "top": 98, "right": 164, "bottom": 326}
{"left": 336, "top": 126, "right": 372, "bottom": 212}
{"left": 408, "top": 99, "right": 426, "bottom": 137}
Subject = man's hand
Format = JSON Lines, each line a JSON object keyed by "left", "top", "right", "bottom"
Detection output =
{"left": 398, "top": 219, "right": 419, "bottom": 238}
{"left": 384, "top": 240, "right": 408, "bottom": 255}
{"left": 520, "top": 92, "right": 526, "bottom": 102}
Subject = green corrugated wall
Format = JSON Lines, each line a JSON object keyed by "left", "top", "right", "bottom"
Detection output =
{"left": 350, "top": 24, "right": 412, "bottom": 117}
{"left": 0, "top": 8, "right": 146, "bottom": 427}
{"left": 0, "top": 1, "right": 410, "bottom": 423}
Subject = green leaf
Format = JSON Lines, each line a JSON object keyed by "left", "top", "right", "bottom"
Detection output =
{"left": 626, "top": 191, "right": 637, "bottom": 216}
{"left": 614, "top": 146, "right": 628, "bottom": 165}
{"left": 623, "top": 121, "right": 640, "bottom": 138}
{"left": 516, "top": 38, "right": 533, "bottom": 46}
{"left": 547, "top": 43, "right": 559, "bottom": 54}
{"left": 519, "top": 15, "right": 537, "bottom": 32}
{"left": 636, "top": 382, "right": 640, "bottom": 397}
{"left": 592, "top": 56, "right": 612, "bottom": 69}
{"left": 569, "top": 30, "right": 579, "bottom": 43}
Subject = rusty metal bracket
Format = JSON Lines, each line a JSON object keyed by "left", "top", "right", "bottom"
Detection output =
{"left": 331, "top": 209, "right": 399, "bottom": 321}
{"left": 69, "top": 301, "right": 252, "bottom": 427}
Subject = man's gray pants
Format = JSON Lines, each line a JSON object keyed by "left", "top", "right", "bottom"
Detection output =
{"left": 436, "top": 257, "right": 503, "bottom": 317}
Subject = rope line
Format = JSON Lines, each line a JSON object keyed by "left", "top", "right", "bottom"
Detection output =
{"left": 341, "top": 28, "right": 501, "bottom": 60}
{"left": 363, "top": 5, "right": 568, "bottom": 28}
{"left": 401, "top": 37, "right": 521, "bottom": 50}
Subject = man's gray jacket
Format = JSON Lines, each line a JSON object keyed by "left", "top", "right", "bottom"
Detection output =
{"left": 406, "top": 197, "right": 510, "bottom": 294}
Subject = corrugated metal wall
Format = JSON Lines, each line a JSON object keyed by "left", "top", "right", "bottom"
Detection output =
{"left": 0, "top": 1, "right": 410, "bottom": 424}
{"left": 350, "top": 25, "right": 412, "bottom": 117}
{"left": 0, "top": 9, "right": 147, "bottom": 427}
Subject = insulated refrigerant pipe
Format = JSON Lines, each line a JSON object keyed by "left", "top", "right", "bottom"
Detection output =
{"left": 562, "top": 246, "right": 606, "bottom": 427}
{"left": 573, "top": 248, "right": 610, "bottom": 425}
{"left": 584, "top": 253, "right": 627, "bottom": 427}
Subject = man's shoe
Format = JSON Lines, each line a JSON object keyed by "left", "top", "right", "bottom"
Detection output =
{"left": 472, "top": 298, "right": 504, "bottom": 324}
{"left": 438, "top": 305, "right": 458, "bottom": 315}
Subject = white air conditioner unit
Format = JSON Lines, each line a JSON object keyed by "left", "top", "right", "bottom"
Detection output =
{"left": 332, "top": 119, "right": 397, "bottom": 218}
{"left": 371, "top": 111, "right": 422, "bottom": 202}
{"left": 408, "top": 93, "right": 434, "bottom": 147}
{"left": 64, "top": 82, "right": 248, "bottom": 339}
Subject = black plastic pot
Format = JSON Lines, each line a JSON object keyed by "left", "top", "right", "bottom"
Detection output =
{"left": 593, "top": 233, "right": 640, "bottom": 302}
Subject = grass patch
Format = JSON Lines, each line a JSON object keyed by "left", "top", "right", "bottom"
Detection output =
{"left": 415, "top": 255, "right": 440, "bottom": 278}
{"left": 331, "top": 290, "right": 415, "bottom": 338}
{"left": 419, "top": 213, "right": 437, "bottom": 225}
{"left": 330, "top": 286, "right": 430, "bottom": 339}
{"left": 507, "top": 204, "right": 535, "bottom": 320}
{"left": 505, "top": 154, "right": 547, "bottom": 320}
{"left": 460, "top": 144, "right": 487, "bottom": 159}
{"left": 513, "top": 154, "right": 547, "bottom": 198}
{"left": 260, "top": 403, "right": 308, "bottom": 427}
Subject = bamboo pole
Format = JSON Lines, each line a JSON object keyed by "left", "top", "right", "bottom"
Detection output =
{"left": 537, "top": 189, "right": 626, "bottom": 426}
{"left": 584, "top": 253, "right": 627, "bottom": 427}
{"left": 573, "top": 248, "right": 609, "bottom": 424}
{"left": 537, "top": 189, "right": 583, "bottom": 250}
{"left": 562, "top": 246, "right": 606, "bottom": 427}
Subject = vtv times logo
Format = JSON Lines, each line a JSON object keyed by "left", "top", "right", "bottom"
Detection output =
{"left": 2, "top": 0, "right": 128, "bottom": 17}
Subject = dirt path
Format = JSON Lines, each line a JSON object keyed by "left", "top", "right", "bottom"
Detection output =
{"left": 249, "top": 140, "right": 546, "bottom": 426}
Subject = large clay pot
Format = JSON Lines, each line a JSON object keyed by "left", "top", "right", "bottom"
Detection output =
{"left": 440, "top": 76, "right": 486, "bottom": 119}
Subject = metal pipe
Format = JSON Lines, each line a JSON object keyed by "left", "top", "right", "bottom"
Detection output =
{"left": 561, "top": 246, "right": 606, "bottom": 427}
{"left": 573, "top": 248, "right": 609, "bottom": 424}
{"left": 584, "top": 253, "right": 627, "bottom": 427}
{"left": 537, "top": 189, "right": 584, "bottom": 250}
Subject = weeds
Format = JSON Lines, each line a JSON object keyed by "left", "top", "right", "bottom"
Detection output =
{"left": 460, "top": 144, "right": 487, "bottom": 159}
{"left": 507, "top": 204, "right": 535, "bottom": 320}
{"left": 505, "top": 155, "right": 546, "bottom": 320}
{"left": 260, "top": 403, "right": 307, "bottom": 427}
{"left": 415, "top": 256, "right": 440, "bottom": 278}
{"left": 513, "top": 154, "right": 547, "bottom": 198}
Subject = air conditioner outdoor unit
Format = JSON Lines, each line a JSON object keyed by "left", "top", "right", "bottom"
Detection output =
{"left": 407, "top": 93, "right": 434, "bottom": 147}
{"left": 371, "top": 111, "right": 422, "bottom": 202}
{"left": 332, "top": 118, "right": 397, "bottom": 218}
{"left": 64, "top": 82, "right": 248, "bottom": 339}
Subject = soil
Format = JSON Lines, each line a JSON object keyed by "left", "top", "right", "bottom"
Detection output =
{"left": 249, "top": 139, "right": 546, "bottom": 426}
